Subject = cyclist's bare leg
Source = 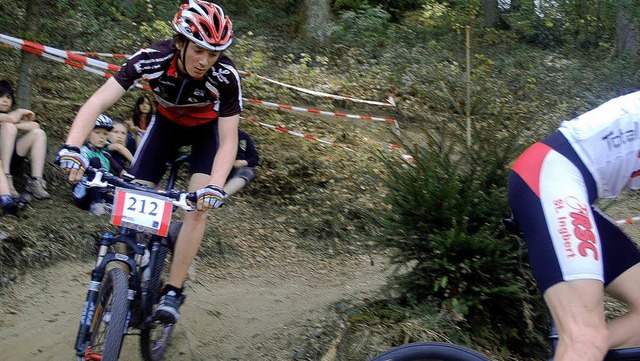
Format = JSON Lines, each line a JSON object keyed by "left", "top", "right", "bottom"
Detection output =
{"left": 166, "top": 173, "right": 209, "bottom": 289}
{"left": 604, "top": 262, "right": 640, "bottom": 349}
{"left": 15, "top": 128, "right": 47, "bottom": 178}
{"left": 0, "top": 123, "right": 17, "bottom": 174}
{"left": 544, "top": 279, "right": 608, "bottom": 361}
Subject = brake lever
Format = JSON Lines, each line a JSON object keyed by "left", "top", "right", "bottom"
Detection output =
{"left": 173, "top": 193, "right": 196, "bottom": 212}
{"left": 84, "top": 171, "right": 109, "bottom": 188}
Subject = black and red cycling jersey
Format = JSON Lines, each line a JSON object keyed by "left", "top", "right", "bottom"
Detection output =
{"left": 114, "top": 39, "right": 242, "bottom": 127}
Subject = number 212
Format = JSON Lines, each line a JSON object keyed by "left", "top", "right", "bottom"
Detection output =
{"left": 126, "top": 197, "right": 159, "bottom": 216}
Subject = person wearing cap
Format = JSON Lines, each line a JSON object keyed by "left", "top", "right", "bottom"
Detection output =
{"left": 71, "top": 114, "right": 125, "bottom": 216}
{"left": 57, "top": 0, "right": 241, "bottom": 324}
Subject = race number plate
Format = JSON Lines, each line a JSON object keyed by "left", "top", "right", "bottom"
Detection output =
{"left": 111, "top": 188, "right": 173, "bottom": 236}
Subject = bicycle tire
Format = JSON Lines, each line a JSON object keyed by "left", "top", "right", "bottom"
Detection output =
{"left": 140, "top": 239, "right": 174, "bottom": 361}
{"left": 368, "top": 342, "right": 492, "bottom": 361}
{"left": 88, "top": 268, "right": 130, "bottom": 361}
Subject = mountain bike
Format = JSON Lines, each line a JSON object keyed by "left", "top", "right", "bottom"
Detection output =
{"left": 73, "top": 153, "right": 195, "bottom": 361}
{"left": 367, "top": 218, "right": 640, "bottom": 361}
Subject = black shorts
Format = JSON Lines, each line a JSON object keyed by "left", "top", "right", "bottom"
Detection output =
{"left": 227, "top": 167, "right": 256, "bottom": 183}
{"left": 508, "top": 131, "right": 640, "bottom": 293}
{"left": 130, "top": 112, "right": 219, "bottom": 184}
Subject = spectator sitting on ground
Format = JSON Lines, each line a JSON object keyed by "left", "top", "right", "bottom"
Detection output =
{"left": 223, "top": 129, "right": 259, "bottom": 197}
{"left": 72, "top": 114, "right": 126, "bottom": 216}
{"left": 107, "top": 117, "right": 135, "bottom": 169}
{"left": 0, "top": 80, "right": 50, "bottom": 200}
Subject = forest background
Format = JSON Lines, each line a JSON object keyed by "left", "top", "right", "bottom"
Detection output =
{"left": 1, "top": 0, "right": 640, "bottom": 360}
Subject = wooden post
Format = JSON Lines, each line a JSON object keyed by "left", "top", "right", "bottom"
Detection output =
{"left": 465, "top": 25, "right": 472, "bottom": 147}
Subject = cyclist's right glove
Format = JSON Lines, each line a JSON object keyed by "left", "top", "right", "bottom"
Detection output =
{"left": 196, "top": 185, "right": 226, "bottom": 208}
{"left": 57, "top": 145, "right": 89, "bottom": 172}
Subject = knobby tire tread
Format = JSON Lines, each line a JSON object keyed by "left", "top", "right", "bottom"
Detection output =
{"left": 94, "top": 268, "right": 130, "bottom": 361}
{"left": 368, "top": 342, "right": 492, "bottom": 361}
{"left": 140, "top": 241, "right": 173, "bottom": 361}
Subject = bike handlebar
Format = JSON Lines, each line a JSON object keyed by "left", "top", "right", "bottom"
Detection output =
{"left": 84, "top": 166, "right": 197, "bottom": 211}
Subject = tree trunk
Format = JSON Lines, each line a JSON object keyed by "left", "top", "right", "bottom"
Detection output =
{"left": 299, "top": 0, "right": 332, "bottom": 43}
{"left": 16, "top": 0, "right": 44, "bottom": 109}
{"left": 482, "top": 0, "right": 499, "bottom": 28}
{"left": 616, "top": 0, "right": 640, "bottom": 57}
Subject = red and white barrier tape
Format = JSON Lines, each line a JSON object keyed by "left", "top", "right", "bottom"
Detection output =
{"left": 1, "top": 34, "right": 398, "bottom": 128}
{"left": 2, "top": 38, "right": 152, "bottom": 92}
{"left": 0, "top": 33, "right": 121, "bottom": 73}
{"left": 242, "top": 117, "right": 355, "bottom": 152}
{"left": 53, "top": 53, "right": 396, "bottom": 109}
{"left": 389, "top": 144, "right": 414, "bottom": 164}
{"left": 69, "top": 51, "right": 130, "bottom": 59}
{"left": 2, "top": 34, "right": 413, "bottom": 158}
{"left": 615, "top": 216, "right": 640, "bottom": 225}
{"left": 2, "top": 40, "right": 116, "bottom": 79}
{"left": 244, "top": 98, "right": 399, "bottom": 129}
{"left": 2, "top": 33, "right": 397, "bottom": 111}
{"left": 241, "top": 70, "right": 395, "bottom": 107}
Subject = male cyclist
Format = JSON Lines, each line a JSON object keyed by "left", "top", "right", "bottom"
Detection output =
{"left": 58, "top": 0, "right": 241, "bottom": 324}
{"left": 508, "top": 90, "right": 640, "bottom": 361}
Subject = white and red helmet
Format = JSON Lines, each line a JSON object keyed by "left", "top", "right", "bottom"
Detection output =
{"left": 173, "top": 0, "right": 233, "bottom": 52}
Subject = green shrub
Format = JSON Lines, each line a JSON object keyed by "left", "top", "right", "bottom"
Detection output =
{"left": 331, "top": 5, "right": 392, "bottom": 50}
{"left": 375, "top": 127, "right": 550, "bottom": 357}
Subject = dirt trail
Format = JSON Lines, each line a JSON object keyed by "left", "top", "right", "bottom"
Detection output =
{"left": 0, "top": 253, "right": 389, "bottom": 361}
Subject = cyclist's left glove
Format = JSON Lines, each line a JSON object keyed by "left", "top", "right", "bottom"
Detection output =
{"left": 196, "top": 185, "right": 226, "bottom": 208}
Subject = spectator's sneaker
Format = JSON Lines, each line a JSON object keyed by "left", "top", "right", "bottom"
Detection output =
{"left": 1, "top": 197, "right": 19, "bottom": 215}
{"left": 5, "top": 174, "right": 19, "bottom": 197}
{"left": 89, "top": 202, "right": 112, "bottom": 216}
{"left": 1, "top": 194, "right": 30, "bottom": 216}
{"left": 26, "top": 177, "right": 51, "bottom": 200}
{"left": 155, "top": 290, "right": 181, "bottom": 324}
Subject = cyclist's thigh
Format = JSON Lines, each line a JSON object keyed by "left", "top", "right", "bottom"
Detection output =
{"left": 544, "top": 279, "right": 606, "bottom": 339}
{"left": 606, "top": 262, "right": 640, "bottom": 308}
{"left": 187, "top": 173, "right": 212, "bottom": 192}
{"left": 509, "top": 149, "right": 602, "bottom": 293}
{"left": 188, "top": 121, "right": 217, "bottom": 176}
{"left": 605, "top": 262, "right": 640, "bottom": 350}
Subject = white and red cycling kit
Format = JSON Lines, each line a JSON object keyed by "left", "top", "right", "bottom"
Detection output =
{"left": 113, "top": 39, "right": 242, "bottom": 183}
{"left": 508, "top": 91, "right": 640, "bottom": 293}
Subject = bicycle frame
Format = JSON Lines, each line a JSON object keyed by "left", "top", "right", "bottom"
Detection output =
{"left": 73, "top": 153, "right": 193, "bottom": 360}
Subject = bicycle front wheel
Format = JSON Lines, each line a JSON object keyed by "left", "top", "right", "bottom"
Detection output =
{"left": 368, "top": 342, "right": 492, "bottom": 361}
{"left": 86, "top": 268, "right": 130, "bottom": 361}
